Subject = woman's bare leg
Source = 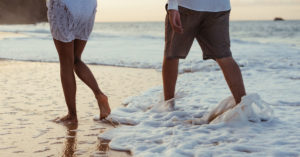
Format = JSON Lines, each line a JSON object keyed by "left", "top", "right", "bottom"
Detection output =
{"left": 73, "top": 39, "right": 111, "bottom": 119}
{"left": 54, "top": 39, "right": 78, "bottom": 123}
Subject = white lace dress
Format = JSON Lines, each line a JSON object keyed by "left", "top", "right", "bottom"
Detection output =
{"left": 47, "top": 0, "right": 97, "bottom": 42}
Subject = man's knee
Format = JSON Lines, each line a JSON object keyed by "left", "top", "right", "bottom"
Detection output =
{"left": 164, "top": 57, "right": 179, "bottom": 64}
{"left": 216, "top": 57, "right": 237, "bottom": 66}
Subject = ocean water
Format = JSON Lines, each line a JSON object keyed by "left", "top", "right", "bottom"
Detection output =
{"left": 0, "top": 21, "right": 299, "bottom": 70}
{"left": 1, "top": 21, "right": 300, "bottom": 156}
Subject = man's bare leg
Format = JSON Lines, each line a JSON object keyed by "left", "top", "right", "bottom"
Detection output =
{"left": 54, "top": 39, "right": 78, "bottom": 123}
{"left": 191, "top": 57, "right": 246, "bottom": 124}
{"left": 162, "top": 57, "right": 179, "bottom": 101}
{"left": 216, "top": 57, "right": 246, "bottom": 104}
{"left": 73, "top": 39, "right": 111, "bottom": 120}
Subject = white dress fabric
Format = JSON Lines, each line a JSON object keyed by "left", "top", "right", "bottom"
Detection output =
{"left": 47, "top": 0, "right": 97, "bottom": 42}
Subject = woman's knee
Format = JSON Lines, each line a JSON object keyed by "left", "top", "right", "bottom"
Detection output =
{"left": 58, "top": 54, "right": 74, "bottom": 66}
{"left": 74, "top": 57, "right": 82, "bottom": 66}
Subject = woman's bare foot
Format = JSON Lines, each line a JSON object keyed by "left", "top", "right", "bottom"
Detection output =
{"left": 96, "top": 94, "right": 111, "bottom": 120}
{"left": 53, "top": 114, "right": 78, "bottom": 124}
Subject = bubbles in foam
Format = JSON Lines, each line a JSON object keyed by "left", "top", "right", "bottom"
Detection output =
{"left": 209, "top": 93, "right": 274, "bottom": 124}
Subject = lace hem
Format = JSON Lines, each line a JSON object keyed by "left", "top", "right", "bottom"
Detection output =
{"left": 47, "top": 0, "right": 96, "bottom": 42}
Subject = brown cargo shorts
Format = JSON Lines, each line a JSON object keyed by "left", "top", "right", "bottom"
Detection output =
{"left": 164, "top": 6, "right": 232, "bottom": 60}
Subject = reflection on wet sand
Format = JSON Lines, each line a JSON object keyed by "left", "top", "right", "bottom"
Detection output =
{"left": 63, "top": 123, "right": 78, "bottom": 157}
{"left": 61, "top": 122, "right": 131, "bottom": 157}
{"left": 98, "top": 139, "right": 110, "bottom": 153}
{"left": 97, "top": 138, "right": 132, "bottom": 157}
{"left": 0, "top": 60, "right": 161, "bottom": 156}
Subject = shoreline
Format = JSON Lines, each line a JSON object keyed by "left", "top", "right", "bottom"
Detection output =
{"left": 0, "top": 60, "right": 162, "bottom": 157}
{"left": 0, "top": 58, "right": 159, "bottom": 70}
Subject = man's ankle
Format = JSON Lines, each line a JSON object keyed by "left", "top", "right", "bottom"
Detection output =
{"left": 164, "top": 96, "right": 174, "bottom": 101}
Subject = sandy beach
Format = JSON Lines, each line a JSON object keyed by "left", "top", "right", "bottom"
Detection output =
{"left": 0, "top": 60, "right": 161, "bottom": 157}
{"left": 0, "top": 31, "right": 27, "bottom": 40}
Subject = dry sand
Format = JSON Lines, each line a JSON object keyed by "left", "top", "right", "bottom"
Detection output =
{"left": 0, "top": 60, "right": 162, "bottom": 157}
{"left": 0, "top": 31, "right": 27, "bottom": 40}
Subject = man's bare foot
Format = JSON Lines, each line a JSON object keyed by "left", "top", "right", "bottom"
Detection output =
{"left": 53, "top": 114, "right": 78, "bottom": 124}
{"left": 96, "top": 94, "right": 111, "bottom": 120}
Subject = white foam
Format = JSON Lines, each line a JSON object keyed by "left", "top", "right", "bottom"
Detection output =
{"left": 99, "top": 69, "right": 300, "bottom": 156}
{"left": 199, "top": 94, "right": 274, "bottom": 125}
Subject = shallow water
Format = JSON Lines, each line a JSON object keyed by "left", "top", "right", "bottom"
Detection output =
{"left": 0, "top": 60, "right": 161, "bottom": 157}
{"left": 1, "top": 21, "right": 299, "bottom": 70}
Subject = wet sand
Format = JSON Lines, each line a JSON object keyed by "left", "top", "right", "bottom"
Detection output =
{"left": 0, "top": 60, "right": 161, "bottom": 157}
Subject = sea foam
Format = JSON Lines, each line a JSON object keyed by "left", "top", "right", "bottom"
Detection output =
{"left": 98, "top": 65, "right": 300, "bottom": 156}
{"left": 200, "top": 94, "right": 274, "bottom": 125}
{"left": 99, "top": 88, "right": 278, "bottom": 156}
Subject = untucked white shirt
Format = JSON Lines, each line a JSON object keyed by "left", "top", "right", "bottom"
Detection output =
{"left": 167, "top": 0, "right": 231, "bottom": 12}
